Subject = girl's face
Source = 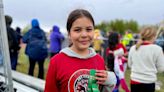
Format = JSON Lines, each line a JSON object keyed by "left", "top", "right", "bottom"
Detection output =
{"left": 69, "top": 17, "right": 94, "bottom": 51}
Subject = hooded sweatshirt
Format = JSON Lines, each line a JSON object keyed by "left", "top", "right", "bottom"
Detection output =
{"left": 49, "top": 25, "right": 64, "bottom": 53}
{"left": 45, "top": 47, "right": 116, "bottom": 92}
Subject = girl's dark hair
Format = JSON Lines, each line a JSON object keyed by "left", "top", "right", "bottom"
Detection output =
{"left": 66, "top": 9, "right": 95, "bottom": 33}
{"left": 107, "top": 32, "right": 119, "bottom": 71}
{"left": 108, "top": 32, "right": 119, "bottom": 50}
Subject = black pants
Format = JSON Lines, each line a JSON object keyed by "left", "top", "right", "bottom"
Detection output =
{"left": 28, "top": 58, "right": 45, "bottom": 79}
{"left": 131, "top": 83, "right": 155, "bottom": 92}
{"left": 10, "top": 51, "right": 18, "bottom": 70}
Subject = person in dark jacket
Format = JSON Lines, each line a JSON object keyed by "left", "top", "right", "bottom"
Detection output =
{"left": 23, "top": 19, "right": 48, "bottom": 79}
{"left": 5, "top": 15, "right": 20, "bottom": 70}
{"left": 49, "top": 25, "right": 64, "bottom": 58}
{"left": 15, "top": 27, "right": 22, "bottom": 65}
{"left": 15, "top": 27, "right": 22, "bottom": 45}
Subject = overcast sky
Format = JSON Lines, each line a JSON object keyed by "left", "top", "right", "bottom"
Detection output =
{"left": 3, "top": 0, "right": 164, "bottom": 32}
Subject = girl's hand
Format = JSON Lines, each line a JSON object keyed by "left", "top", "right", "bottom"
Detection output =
{"left": 95, "top": 70, "right": 108, "bottom": 84}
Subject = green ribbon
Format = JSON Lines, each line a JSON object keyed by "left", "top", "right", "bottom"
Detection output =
{"left": 88, "top": 69, "right": 100, "bottom": 92}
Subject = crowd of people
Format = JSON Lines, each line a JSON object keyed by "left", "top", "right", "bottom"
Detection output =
{"left": 0, "top": 8, "right": 164, "bottom": 92}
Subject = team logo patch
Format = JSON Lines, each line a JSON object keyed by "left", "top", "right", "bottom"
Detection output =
{"left": 68, "top": 69, "right": 90, "bottom": 92}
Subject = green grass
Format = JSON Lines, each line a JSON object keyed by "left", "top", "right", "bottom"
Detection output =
{"left": 17, "top": 45, "right": 50, "bottom": 79}
{"left": 17, "top": 46, "right": 164, "bottom": 92}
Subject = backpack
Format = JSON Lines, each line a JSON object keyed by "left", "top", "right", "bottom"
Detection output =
{"left": 27, "top": 31, "right": 48, "bottom": 60}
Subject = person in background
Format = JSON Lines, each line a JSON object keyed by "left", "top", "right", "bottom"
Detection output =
{"left": 45, "top": 9, "right": 116, "bottom": 92}
{"left": 155, "top": 30, "right": 164, "bottom": 53}
{"left": 15, "top": 27, "right": 22, "bottom": 64}
{"left": 128, "top": 26, "right": 164, "bottom": 92}
{"left": 15, "top": 27, "right": 22, "bottom": 45}
{"left": 23, "top": 19, "right": 48, "bottom": 79}
{"left": 5, "top": 15, "right": 20, "bottom": 70}
{"left": 121, "top": 30, "right": 133, "bottom": 51}
{"left": 49, "top": 25, "right": 64, "bottom": 58}
{"left": 93, "top": 29, "right": 103, "bottom": 55}
{"left": 106, "top": 32, "right": 129, "bottom": 92}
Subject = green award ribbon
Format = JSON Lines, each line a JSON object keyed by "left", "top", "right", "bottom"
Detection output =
{"left": 88, "top": 69, "right": 100, "bottom": 92}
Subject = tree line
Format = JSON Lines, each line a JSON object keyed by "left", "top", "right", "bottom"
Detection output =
{"left": 95, "top": 19, "right": 139, "bottom": 34}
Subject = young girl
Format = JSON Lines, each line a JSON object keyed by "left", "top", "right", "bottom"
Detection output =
{"left": 128, "top": 26, "right": 164, "bottom": 92}
{"left": 44, "top": 9, "right": 116, "bottom": 92}
{"left": 106, "top": 32, "right": 130, "bottom": 92}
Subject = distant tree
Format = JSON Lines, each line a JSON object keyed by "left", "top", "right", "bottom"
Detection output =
{"left": 22, "top": 24, "right": 31, "bottom": 35}
{"left": 110, "top": 19, "right": 126, "bottom": 34}
{"left": 125, "top": 20, "right": 139, "bottom": 33}
{"left": 96, "top": 19, "right": 139, "bottom": 35}
{"left": 95, "top": 21, "right": 111, "bottom": 32}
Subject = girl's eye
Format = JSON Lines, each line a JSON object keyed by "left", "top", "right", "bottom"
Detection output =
{"left": 86, "top": 28, "right": 93, "bottom": 32}
{"left": 74, "top": 29, "right": 81, "bottom": 32}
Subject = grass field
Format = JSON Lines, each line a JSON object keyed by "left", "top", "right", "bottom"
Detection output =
{"left": 17, "top": 46, "right": 164, "bottom": 92}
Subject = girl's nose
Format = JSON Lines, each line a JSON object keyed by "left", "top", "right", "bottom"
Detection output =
{"left": 81, "top": 30, "right": 87, "bottom": 37}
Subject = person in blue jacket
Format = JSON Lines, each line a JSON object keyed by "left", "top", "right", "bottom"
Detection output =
{"left": 49, "top": 25, "right": 64, "bottom": 58}
{"left": 23, "top": 19, "right": 48, "bottom": 79}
